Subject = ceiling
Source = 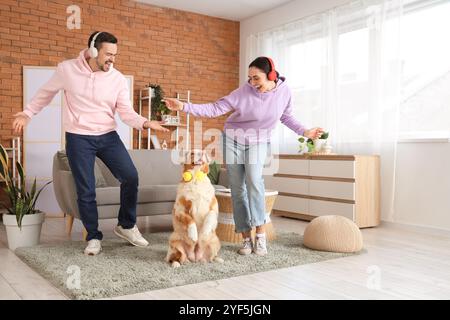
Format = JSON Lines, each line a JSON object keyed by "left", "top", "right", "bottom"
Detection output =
{"left": 134, "top": 0, "right": 294, "bottom": 21}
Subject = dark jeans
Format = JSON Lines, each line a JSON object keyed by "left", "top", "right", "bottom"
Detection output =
{"left": 65, "top": 131, "right": 138, "bottom": 241}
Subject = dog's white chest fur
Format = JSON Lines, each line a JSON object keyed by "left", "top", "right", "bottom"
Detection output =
{"left": 176, "top": 181, "right": 215, "bottom": 223}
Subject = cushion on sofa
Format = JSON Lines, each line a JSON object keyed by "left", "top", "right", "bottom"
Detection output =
{"left": 95, "top": 185, "right": 178, "bottom": 206}
{"left": 129, "top": 150, "right": 182, "bottom": 185}
{"left": 56, "top": 151, "right": 107, "bottom": 187}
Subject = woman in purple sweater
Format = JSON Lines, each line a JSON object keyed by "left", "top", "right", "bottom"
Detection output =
{"left": 164, "top": 57, "right": 323, "bottom": 256}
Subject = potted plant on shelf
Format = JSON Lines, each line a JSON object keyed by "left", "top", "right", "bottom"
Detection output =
{"left": 0, "top": 143, "right": 51, "bottom": 250}
{"left": 148, "top": 84, "right": 170, "bottom": 121}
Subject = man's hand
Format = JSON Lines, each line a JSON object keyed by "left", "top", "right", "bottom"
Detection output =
{"left": 12, "top": 112, "right": 31, "bottom": 135}
{"left": 162, "top": 98, "right": 184, "bottom": 111}
{"left": 143, "top": 120, "right": 170, "bottom": 132}
{"left": 304, "top": 127, "right": 325, "bottom": 140}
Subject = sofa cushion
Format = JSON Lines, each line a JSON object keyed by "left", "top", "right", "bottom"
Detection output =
{"left": 95, "top": 184, "right": 178, "bottom": 205}
{"left": 56, "top": 151, "right": 108, "bottom": 188}
{"left": 95, "top": 158, "right": 120, "bottom": 187}
{"left": 129, "top": 150, "right": 182, "bottom": 185}
{"left": 95, "top": 150, "right": 183, "bottom": 187}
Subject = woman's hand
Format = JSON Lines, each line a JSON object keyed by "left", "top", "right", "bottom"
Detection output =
{"left": 304, "top": 127, "right": 325, "bottom": 140}
{"left": 12, "top": 112, "right": 30, "bottom": 135}
{"left": 143, "top": 120, "right": 170, "bottom": 132}
{"left": 162, "top": 98, "right": 184, "bottom": 111}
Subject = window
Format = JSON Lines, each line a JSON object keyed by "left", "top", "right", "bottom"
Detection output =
{"left": 259, "top": 0, "right": 450, "bottom": 152}
{"left": 399, "top": 0, "right": 450, "bottom": 136}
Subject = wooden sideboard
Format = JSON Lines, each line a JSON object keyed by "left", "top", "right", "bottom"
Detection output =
{"left": 265, "top": 154, "right": 380, "bottom": 228}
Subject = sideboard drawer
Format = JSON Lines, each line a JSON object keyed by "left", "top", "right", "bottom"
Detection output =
{"left": 277, "top": 159, "right": 309, "bottom": 175}
{"left": 265, "top": 176, "right": 309, "bottom": 195}
{"left": 309, "top": 160, "right": 355, "bottom": 179}
{"left": 309, "top": 199, "right": 354, "bottom": 220}
{"left": 274, "top": 195, "right": 309, "bottom": 214}
{"left": 309, "top": 180, "right": 355, "bottom": 201}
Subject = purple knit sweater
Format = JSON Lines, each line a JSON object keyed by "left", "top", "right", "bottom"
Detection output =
{"left": 183, "top": 77, "right": 306, "bottom": 144}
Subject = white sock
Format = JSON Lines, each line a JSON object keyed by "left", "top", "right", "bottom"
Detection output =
{"left": 256, "top": 233, "right": 266, "bottom": 239}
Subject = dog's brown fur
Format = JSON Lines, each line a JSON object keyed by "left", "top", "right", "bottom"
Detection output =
{"left": 166, "top": 161, "right": 222, "bottom": 267}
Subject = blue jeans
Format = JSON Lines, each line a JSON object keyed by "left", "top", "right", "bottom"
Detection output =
{"left": 222, "top": 133, "right": 269, "bottom": 233}
{"left": 65, "top": 131, "right": 139, "bottom": 241}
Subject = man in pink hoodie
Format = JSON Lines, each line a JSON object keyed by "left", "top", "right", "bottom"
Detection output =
{"left": 12, "top": 31, "right": 169, "bottom": 255}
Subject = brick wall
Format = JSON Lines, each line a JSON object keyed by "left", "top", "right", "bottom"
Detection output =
{"left": 0, "top": 0, "right": 239, "bottom": 154}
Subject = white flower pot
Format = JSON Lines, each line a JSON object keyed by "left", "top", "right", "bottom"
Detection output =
{"left": 313, "top": 139, "right": 327, "bottom": 152}
{"left": 3, "top": 212, "right": 45, "bottom": 251}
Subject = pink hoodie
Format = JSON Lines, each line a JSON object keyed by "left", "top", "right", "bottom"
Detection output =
{"left": 23, "top": 50, "right": 147, "bottom": 135}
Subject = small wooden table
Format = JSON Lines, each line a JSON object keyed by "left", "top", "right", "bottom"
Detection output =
{"left": 215, "top": 189, "right": 278, "bottom": 243}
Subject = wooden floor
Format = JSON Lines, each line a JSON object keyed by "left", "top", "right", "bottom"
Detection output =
{"left": 1, "top": 214, "right": 450, "bottom": 300}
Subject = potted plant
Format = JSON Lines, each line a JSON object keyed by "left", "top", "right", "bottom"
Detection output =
{"left": 313, "top": 131, "right": 329, "bottom": 152}
{"left": 148, "top": 84, "right": 170, "bottom": 121}
{"left": 0, "top": 143, "right": 51, "bottom": 250}
{"left": 298, "top": 136, "right": 315, "bottom": 154}
{"left": 207, "top": 160, "right": 221, "bottom": 185}
{"left": 298, "top": 136, "right": 309, "bottom": 154}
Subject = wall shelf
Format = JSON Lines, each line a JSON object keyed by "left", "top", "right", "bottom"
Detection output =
{"left": 161, "top": 123, "right": 187, "bottom": 127}
{"left": 138, "top": 88, "right": 190, "bottom": 151}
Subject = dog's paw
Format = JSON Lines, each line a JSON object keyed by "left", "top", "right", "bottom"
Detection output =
{"left": 171, "top": 261, "right": 181, "bottom": 268}
{"left": 214, "top": 257, "right": 224, "bottom": 263}
{"left": 188, "top": 224, "right": 198, "bottom": 242}
{"left": 187, "top": 253, "right": 196, "bottom": 262}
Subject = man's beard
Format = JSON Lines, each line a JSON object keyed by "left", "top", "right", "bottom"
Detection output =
{"left": 96, "top": 59, "right": 112, "bottom": 72}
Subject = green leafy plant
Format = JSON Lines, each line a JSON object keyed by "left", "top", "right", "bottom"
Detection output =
{"left": 306, "top": 139, "right": 315, "bottom": 152}
{"left": 298, "top": 132, "right": 329, "bottom": 153}
{"left": 298, "top": 136, "right": 315, "bottom": 153}
{"left": 0, "top": 143, "right": 51, "bottom": 229}
{"left": 148, "top": 84, "right": 170, "bottom": 120}
{"left": 207, "top": 160, "right": 221, "bottom": 185}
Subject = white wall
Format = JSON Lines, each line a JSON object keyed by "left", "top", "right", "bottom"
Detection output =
{"left": 394, "top": 141, "right": 450, "bottom": 231}
{"left": 240, "top": 0, "right": 450, "bottom": 231}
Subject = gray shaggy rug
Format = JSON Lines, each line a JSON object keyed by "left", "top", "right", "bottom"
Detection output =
{"left": 14, "top": 232, "right": 363, "bottom": 300}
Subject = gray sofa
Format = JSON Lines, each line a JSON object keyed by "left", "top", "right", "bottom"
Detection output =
{"left": 53, "top": 149, "right": 229, "bottom": 236}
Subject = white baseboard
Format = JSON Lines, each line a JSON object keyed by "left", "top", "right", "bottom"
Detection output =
{"left": 380, "top": 219, "right": 450, "bottom": 236}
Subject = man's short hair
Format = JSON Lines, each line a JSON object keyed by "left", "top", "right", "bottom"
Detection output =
{"left": 87, "top": 31, "right": 118, "bottom": 50}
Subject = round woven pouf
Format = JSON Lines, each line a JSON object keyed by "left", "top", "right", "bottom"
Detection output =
{"left": 215, "top": 190, "right": 278, "bottom": 243}
{"left": 303, "top": 215, "right": 363, "bottom": 253}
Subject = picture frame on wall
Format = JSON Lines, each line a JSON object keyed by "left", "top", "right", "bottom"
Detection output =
{"left": 150, "top": 135, "right": 161, "bottom": 149}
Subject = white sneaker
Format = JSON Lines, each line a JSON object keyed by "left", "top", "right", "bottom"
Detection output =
{"left": 238, "top": 237, "right": 253, "bottom": 255}
{"left": 84, "top": 239, "right": 102, "bottom": 256}
{"left": 254, "top": 234, "right": 268, "bottom": 256}
{"left": 114, "top": 225, "right": 149, "bottom": 247}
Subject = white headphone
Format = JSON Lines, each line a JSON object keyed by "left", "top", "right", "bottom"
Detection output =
{"left": 88, "top": 32, "right": 102, "bottom": 58}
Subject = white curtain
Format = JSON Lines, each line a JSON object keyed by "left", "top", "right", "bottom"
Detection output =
{"left": 247, "top": 0, "right": 404, "bottom": 221}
